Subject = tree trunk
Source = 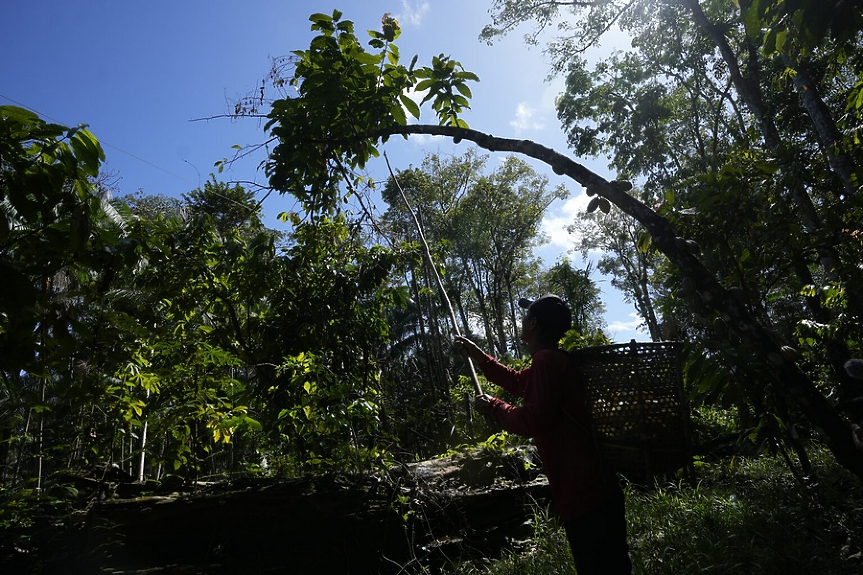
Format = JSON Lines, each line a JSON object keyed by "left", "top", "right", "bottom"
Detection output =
{"left": 684, "top": 0, "right": 847, "bottom": 287}
{"left": 780, "top": 54, "right": 858, "bottom": 198}
{"left": 137, "top": 391, "right": 149, "bottom": 483}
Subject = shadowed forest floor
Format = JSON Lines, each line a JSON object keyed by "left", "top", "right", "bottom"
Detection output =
{"left": 2, "top": 445, "right": 862, "bottom": 574}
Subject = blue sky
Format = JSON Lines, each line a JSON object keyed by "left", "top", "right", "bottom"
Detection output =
{"left": 1, "top": 0, "right": 647, "bottom": 341}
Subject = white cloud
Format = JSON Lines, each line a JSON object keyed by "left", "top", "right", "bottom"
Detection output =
{"left": 396, "top": 1, "right": 430, "bottom": 27}
{"left": 409, "top": 132, "right": 447, "bottom": 147}
{"left": 510, "top": 102, "right": 545, "bottom": 133}
{"left": 607, "top": 312, "right": 650, "bottom": 341}
{"left": 541, "top": 191, "right": 590, "bottom": 251}
{"left": 510, "top": 77, "right": 565, "bottom": 135}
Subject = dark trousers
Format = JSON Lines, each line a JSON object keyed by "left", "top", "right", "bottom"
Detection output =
{"left": 563, "top": 490, "right": 632, "bottom": 575}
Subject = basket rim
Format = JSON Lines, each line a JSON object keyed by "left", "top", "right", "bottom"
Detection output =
{"left": 569, "top": 339, "right": 681, "bottom": 355}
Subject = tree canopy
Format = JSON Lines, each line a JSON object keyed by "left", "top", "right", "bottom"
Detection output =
{"left": 256, "top": 7, "right": 863, "bottom": 478}
{"left": 2, "top": 8, "right": 863, "bottom": 565}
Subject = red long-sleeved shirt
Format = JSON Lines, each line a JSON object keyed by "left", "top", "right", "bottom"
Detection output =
{"left": 479, "top": 348, "right": 619, "bottom": 521}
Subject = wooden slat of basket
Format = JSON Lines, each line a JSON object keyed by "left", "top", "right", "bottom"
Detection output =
{"left": 570, "top": 340, "right": 693, "bottom": 479}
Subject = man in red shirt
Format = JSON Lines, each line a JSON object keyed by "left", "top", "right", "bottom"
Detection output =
{"left": 455, "top": 294, "right": 632, "bottom": 574}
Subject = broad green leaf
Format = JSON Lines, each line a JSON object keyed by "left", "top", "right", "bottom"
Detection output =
{"left": 414, "top": 79, "right": 434, "bottom": 92}
{"left": 637, "top": 231, "right": 653, "bottom": 253}
{"left": 390, "top": 101, "right": 407, "bottom": 125}
{"left": 0, "top": 104, "right": 40, "bottom": 124}
{"left": 309, "top": 12, "right": 333, "bottom": 24}
{"left": 400, "top": 94, "right": 420, "bottom": 119}
{"left": 455, "top": 83, "right": 473, "bottom": 99}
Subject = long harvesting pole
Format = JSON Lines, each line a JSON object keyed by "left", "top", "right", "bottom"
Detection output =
{"left": 385, "top": 155, "right": 484, "bottom": 396}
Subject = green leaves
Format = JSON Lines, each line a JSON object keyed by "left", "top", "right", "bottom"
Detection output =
{"left": 265, "top": 12, "right": 478, "bottom": 214}
{"left": 399, "top": 93, "right": 420, "bottom": 121}
{"left": 414, "top": 54, "right": 478, "bottom": 127}
{"left": 68, "top": 126, "right": 104, "bottom": 179}
{"left": 0, "top": 105, "right": 122, "bottom": 377}
{"left": 739, "top": 0, "right": 863, "bottom": 55}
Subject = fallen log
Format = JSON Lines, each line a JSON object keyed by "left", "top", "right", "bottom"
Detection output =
{"left": 19, "top": 448, "right": 551, "bottom": 574}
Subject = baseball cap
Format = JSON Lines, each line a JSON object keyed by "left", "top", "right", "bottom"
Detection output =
{"left": 518, "top": 294, "right": 572, "bottom": 340}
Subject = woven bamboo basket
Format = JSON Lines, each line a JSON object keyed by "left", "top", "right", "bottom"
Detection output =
{"left": 570, "top": 340, "right": 693, "bottom": 480}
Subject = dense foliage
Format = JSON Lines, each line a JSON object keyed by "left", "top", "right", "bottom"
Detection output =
{"left": 0, "top": 96, "right": 588, "bottom": 498}
{"left": 3, "top": 2, "right": 863, "bottom": 571}
{"left": 0, "top": 105, "right": 405, "bottom": 492}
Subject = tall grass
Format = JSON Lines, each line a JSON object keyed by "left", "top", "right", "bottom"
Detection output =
{"left": 450, "top": 446, "right": 863, "bottom": 574}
